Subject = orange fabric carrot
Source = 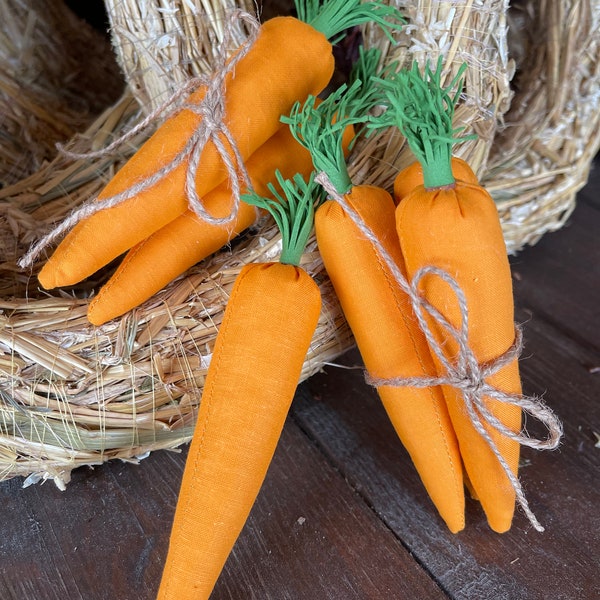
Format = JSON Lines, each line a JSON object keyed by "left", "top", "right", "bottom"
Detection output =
{"left": 157, "top": 172, "right": 322, "bottom": 599}
{"left": 283, "top": 69, "right": 465, "bottom": 531}
{"left": 380, "top": 60, "right": 527, "bottom": 532}
{"left": 86, "top": 124, "right": 312, "bottom": 325}
{"left": 398, "top": 187, "right": 521, "bottom": 533}
{"left": 34, "top": 1, "right": 403, "bottom": 289}
{"left": 86, "top": 119, "right": 355, "bottom": 325}
{"left": 316, "top": 187, "right": 465, "bottom": 532}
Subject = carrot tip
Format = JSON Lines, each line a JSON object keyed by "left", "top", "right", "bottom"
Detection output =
{"left": 37, "top": 265, "right": 57, "bottom": 290}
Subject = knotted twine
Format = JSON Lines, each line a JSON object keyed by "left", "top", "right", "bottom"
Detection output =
{"left": 19, "top": 10, "right": 261, "bottom": 270}
{"left": 315, "top": 171, "right": 563, "bottom": 532}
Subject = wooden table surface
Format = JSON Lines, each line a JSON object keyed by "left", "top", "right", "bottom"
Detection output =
{"left": 1, "top": 174, "right": 598, "bottom": 599}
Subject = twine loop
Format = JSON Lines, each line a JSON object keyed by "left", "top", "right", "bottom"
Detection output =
{"left": 19, "top": 10, "right": 260, "bottom": 269}
{"left": 315, "top": 171, "right": 563, "bottom": 532}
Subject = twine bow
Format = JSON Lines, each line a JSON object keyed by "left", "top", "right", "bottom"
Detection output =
{"left": 19, "top": 10, "right": 261, "bottom": 269}
{"left": 315, "top": 172, "right": 563, "bottom": 532}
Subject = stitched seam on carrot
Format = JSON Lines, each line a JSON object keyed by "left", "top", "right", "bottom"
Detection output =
{"left": 370, "top": 215, "right": 464, "bottom": 520}
{"left": 354, "top": 198, "right": 464, "bottom": 526}
{"left": 160, "top": 261, "right": 251, "bottom": 598}
{"left": 385, "top": 205, "right": 464, "bottom": 523}
{"left": 318, "top": 171, "right": 563, "bottom": 533}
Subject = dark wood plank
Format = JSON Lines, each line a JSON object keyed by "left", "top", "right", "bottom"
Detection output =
{"left": 579, "top": 160, "right": 600, "bottom": 209}
{"left": 510, "top": 200, "right": 600, "bottom": 351}
{"left": 295, "top": 313, "right": 600, "bottom": 599}
{"left": 0, "top": 450, "right": 176, "bottom": 600}
{"left": 214, "top": 422, "right": 445, "bottom": 600}
{"left": 0, "top": 418, "right": 445, "bottom": 600}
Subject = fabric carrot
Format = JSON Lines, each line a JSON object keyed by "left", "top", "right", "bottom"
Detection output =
{"left": 157, "top": 172, "right": 323, "bottom": 599}
{"left": 32, "top": 1, "right": 403, "bottom": 289}
{"left": 283, "top": 67, "right": 466, "bottom": 532}
{"left": 86, "top": 125, "right": 310, "bottom": 325}
{"left": 378, "top": 60, "right": 562, "bottom": 532}
{"left": 86, "top": 113, "right": 355, "bottom": 325}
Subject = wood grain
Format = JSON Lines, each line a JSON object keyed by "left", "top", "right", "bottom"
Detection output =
{"left": 0, "top": 419, "right": 445, "bottom": 599}
{"left": 510, "top": 199, "right": 600, "bottom": 351}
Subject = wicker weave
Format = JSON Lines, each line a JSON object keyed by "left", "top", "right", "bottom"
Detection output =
{"left": 0, "top": 0, "right": 598, "bottom": 486}
{"left": 0, "top": 0, "right": 122, "bottom": 186}
{"left": 485, "top": 0, "right": 600, "bottom": 252}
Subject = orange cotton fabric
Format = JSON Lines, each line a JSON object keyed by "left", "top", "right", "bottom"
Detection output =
{"left": 87, "top": 121, "right": 356, "bottom": 325}
{"left": 396, "top": 181, "right": 522, "bottom": 533}
{"left": 315, "top": 185, "right": 465, "bottom": 533}
{"left": 39, "top": 16, "right": 334, "bottom": 289}
{"left": 86, "top": 124, "right": 316, "bottom": 325}
{"left": 393, "top": 157, "right": 478, "bottom": 204}
{"left": 157, "top": 262, "right": 321, "bottom": 600}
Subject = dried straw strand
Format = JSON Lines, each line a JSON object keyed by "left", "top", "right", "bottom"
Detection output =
{"left": 105, "top": 0, "right": 255, "bottom": 112}
{"left": 0, "top": 0, "right": 123, "bottom": 186}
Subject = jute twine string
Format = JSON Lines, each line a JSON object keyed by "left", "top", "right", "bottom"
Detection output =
{"left": 18, "top": 10, "right": 260, "bottom": 270}
{"left": 315, "top": 171, "right": 563, "bottom": 532}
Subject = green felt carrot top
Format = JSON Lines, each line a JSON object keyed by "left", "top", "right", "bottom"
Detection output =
{"left": 296, "top": 0, "right": 404, "bottom": 43}
{"left": 243, "top": 172, "right": 324, "bottom": 267}
{"left": 373, "top": 58, "right": 476, "bottom": 189}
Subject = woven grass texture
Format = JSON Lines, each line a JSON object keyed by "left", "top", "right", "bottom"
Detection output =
{"left": 485, "top": 0, "right": 600, "bottom": 251}
{"left": 0, "top": 0, "right": 123, "bottom": 187}
{"left": 105, "top": 0, "right": 255, "bottom": 112}
{"left": 0, "top": 0, "right": 598, "bottom": 486}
